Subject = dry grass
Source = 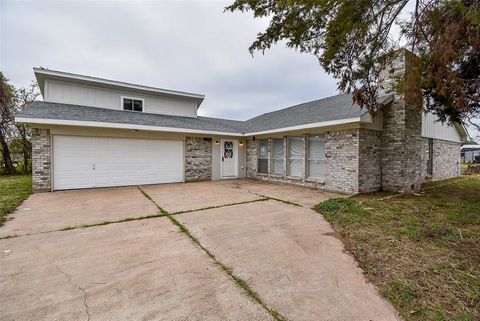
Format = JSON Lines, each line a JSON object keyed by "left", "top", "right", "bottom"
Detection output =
{"left": 314, "top": 176, "right": 480, "bottom": 321}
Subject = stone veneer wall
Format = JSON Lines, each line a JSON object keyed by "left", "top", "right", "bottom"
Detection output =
{"left": 32, "top": 128, "right": 51, "bottom": 192}
{"left": 358, "top": 129, "right": 382, "bottom": 193}
{"left": 420, "top": 137, "right": 430, "bottom": 180}
{"left": 379, "top": 49, "right": 424, "bottom": 193}
{"left": 245, "top": 139, "right": 257, "bottom": 178}
{"left": 432, "top": 140, "right": 461, "bottom": 180}
{"left": 325, "top": 129, "right": 360, "bottom": 194}
{"left": 185, "top": 137, "right": 212, "bottom": 182}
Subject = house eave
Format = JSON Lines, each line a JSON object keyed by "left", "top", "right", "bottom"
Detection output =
{"left": 15, "top": 117, "right": 244, "bottom": 137}
{"left": 244, "top": 117, "right": 364, "bottom": 136}
{"left": 16, "top": 115, "right": 366, "bottom": 137}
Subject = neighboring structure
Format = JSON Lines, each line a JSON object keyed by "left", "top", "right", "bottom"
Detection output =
{"left": 16, "top": 51, "right": 468, "bottom": 193}
{"left": 462, "top": 145, "right": 480, "bottom": 163}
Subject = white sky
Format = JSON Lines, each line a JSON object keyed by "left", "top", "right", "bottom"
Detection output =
{"left": 1, "top": 0, "right": 477, "bottom": 140}
{"left": 1, "top": 0, "right": 339, "bottom": 120}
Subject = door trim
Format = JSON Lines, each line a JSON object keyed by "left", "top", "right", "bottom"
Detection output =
{"left": 220, "top": 139, "right": 238, "bottom": 179}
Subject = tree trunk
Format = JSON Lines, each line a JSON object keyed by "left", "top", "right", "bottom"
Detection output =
{"left": 0, "top": 134, "right": 15, "bottom": 174}
{"left": 23, "top": 148, "right": 29, "bottom": 173}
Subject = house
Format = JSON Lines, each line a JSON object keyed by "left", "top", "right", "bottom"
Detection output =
{"left": 16, "top": 51, "right": 468, "bottom": 194}
{"left": 462, "top": 145, "right": 480, "bottom": 163}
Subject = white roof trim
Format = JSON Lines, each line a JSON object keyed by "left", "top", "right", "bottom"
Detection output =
{"left": 33, "top": 68, "right": 205, "bottom": 101}
{"left": 246, "top": 117, "right": 364, "bottom": 136}
{"left": 15, "top": 117, "right": 244, "bottom": 137}
{"left": 16, "top": 116, "right": 366, "bottom": 136}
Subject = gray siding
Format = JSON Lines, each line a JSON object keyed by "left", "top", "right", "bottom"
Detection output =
{"left": 45, "top": 79, "right": 198, "bottom": 118}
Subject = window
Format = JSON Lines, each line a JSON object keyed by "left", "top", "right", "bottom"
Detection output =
{"left": 258, "top": 139, "right": 269, "bottom": 174}
{"left": 271, "top": 138, "right": 284, "bottom": 175}
{"left": 307, "top": 134, "right": 326, "bottom": 179}
{"left": 287, "top": 136, "right": 304, "bottom": 177}
{"left": 122, "top": 97, "right": 143, "bottom": 112}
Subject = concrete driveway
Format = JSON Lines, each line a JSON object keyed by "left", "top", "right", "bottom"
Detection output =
{"left": 0, "top": 180, "right": 400, "bottom": 321}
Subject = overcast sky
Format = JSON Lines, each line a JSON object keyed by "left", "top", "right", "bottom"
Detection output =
{"left": 1, "top": 0, "right": 340, "bottom": 120}
{"left": 1, "top": 0, "right": 478, "bottom": 140}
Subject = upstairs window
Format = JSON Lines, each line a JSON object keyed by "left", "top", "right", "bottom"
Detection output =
{"left": 122, "top": 97, "right": 143, "bottom": 112}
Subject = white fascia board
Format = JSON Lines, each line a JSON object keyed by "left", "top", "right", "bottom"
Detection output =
{"left": 33, "top": 68, "right": 205, "bottom": 102}
{"left": 244, "top": 117, "right": 364, "bottom": 136}
{"left": 15, "top": 117, "right": 244, "bottom": 137}
{"left": 15, "top": 115, "right": 366, "bottom": 137}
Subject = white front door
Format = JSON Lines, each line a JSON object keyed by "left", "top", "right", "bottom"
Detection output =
{"left": 53, "top": 135, "right": 184, "bottom": 190}
{"left": 221, "top": 139, "right": 237, "bottom": 178}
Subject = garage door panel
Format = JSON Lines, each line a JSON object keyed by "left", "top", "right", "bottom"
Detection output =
{"left": 53, "top": 136, "right": 184, "bottom": 190}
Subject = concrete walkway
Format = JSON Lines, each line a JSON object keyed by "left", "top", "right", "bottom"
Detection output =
{"left": 0, "top": 180, "right": 400, "bottom": 321}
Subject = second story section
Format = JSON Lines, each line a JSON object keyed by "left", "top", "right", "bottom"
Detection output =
{"left": 35, "top": 68, "right": 204, "bottom": 118}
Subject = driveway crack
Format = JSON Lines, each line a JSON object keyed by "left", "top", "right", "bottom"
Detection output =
{"left": 34, "top": 245, "right": 91, "bottom": 321}
{"left": 137, "top": 186, "right": 289, "bottom": 321}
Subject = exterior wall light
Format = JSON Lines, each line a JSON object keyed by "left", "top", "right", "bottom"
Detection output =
{"left": 215, "top": 140, "right": 219, "bottom": 145}
{"left": 239, "top": 141, "right": 244, "bottom": 147}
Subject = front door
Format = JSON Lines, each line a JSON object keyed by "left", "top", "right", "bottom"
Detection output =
{"left": 221, "top": 139, "right": 237, "bottom": 178}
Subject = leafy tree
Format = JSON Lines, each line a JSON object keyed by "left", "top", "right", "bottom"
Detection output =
{"left": 226, "top": 0, "right": 480, "bottom": 128}
{"left": 0, "top": 72, "right": 16, "bottom": 174}
{"left": 14, "top": 82, "right": 39, "bottom": 173}
{"left": 0, "top": 73, "right": 37, "bottom": 174}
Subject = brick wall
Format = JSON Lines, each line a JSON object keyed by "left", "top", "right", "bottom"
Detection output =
{"left": 246, "top": 130, "right": 361, "bottom": 194}
{"left": 432, "top": 140, "right": 461, "bottom": 180}
{"left": 185, "top": 137, "right": 212, "bottom": 182}
{"left": 325, "top": 129, "right": 359, "bottom": 194}
{"left": 358, "top": 129, "right": 382, "bottom": 193}
{"left": 31, "top": 128, "right": 51, "bottom": 192}
{"left": 246, "top": 139, "right": 257, "bottom": 177}
{"left": 379, "top": 50, "right": 424, "bottom": 193}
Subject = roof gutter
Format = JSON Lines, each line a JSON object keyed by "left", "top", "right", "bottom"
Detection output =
{"left": 15, "top": 115, "right": 366, "bottom": 137}
{"left": 244, "top": 117, "right": 363, "bottom": 136}
{"left": 15, "top": 117, "right": 244, "bottom": 137}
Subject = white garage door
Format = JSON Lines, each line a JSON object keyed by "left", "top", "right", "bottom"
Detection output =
{"left": 53, "top": 135, "right": 184, "bottom": 190}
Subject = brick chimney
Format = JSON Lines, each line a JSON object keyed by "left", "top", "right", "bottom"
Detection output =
{"left": 379, "top": 49, "right": 424, "bottom": 193}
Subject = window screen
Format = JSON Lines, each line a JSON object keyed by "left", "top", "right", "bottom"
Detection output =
{"left": 258, "top": 139, "right": 269, "bottom": 174}
{"left": 287, "top": 136, "right": 304, "bottom": 177}
{"left": 271, "top": 138, "right": 284, "bottom": 175}
{"left": 307, "top": 134, "right": 326, "bottom": 179}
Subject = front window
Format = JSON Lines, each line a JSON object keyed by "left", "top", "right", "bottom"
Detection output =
{"left": 307, "top": 134, "right": 326, "bottom": 179}
{"left": 287, "top": 136, "right": 304, "bottom": 177}
{"left": 123, "top": 97, "right": 143, "bottom": 112}
{"left": 258, "top": 139, "right": 269, "bottom": 174}
{"left": 271, "top": 138, "right": 284, "bottom": 175}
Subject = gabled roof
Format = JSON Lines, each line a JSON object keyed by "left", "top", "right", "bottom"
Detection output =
{"left": 16, "top": 93, "right": 393, "bottom": 136}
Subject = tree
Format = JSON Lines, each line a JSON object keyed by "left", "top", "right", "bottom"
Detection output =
{"left": 226, "top": 0, "right": 480, "bottom": 126}
{"left": 14, "top": 82, "right": 39, "bottom": 173}
{"left": 0, "top": 72, "right": 16, "bottom": 174}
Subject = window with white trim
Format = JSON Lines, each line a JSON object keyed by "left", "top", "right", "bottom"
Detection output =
{"left": 122, "top": 97, "right": 143, "bottom": 112}
{"left": 271, "top": 138, "right": 284, "bottom": 175}
{"left": 307, "top": 134, "right": 326, "bottom": 179}
{"left": 258, "top": 139, "right": 269, "bottom": 174}
{"left": 287, "top": 136, "right": 304, "bottom": 177}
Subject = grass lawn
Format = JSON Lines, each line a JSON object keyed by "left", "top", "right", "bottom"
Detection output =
{"left": 0, "top": 175, "right": 32, "bottom": 226}
{"left": 315, "top": 176, "right": 480, "bottom": 321}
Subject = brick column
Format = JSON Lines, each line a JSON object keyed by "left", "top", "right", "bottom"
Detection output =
{"left": 185, "top": 137, "right": 212, "bottom": 182}
{"left": 32, "top": 128, "right": 51, "bottom": 192}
